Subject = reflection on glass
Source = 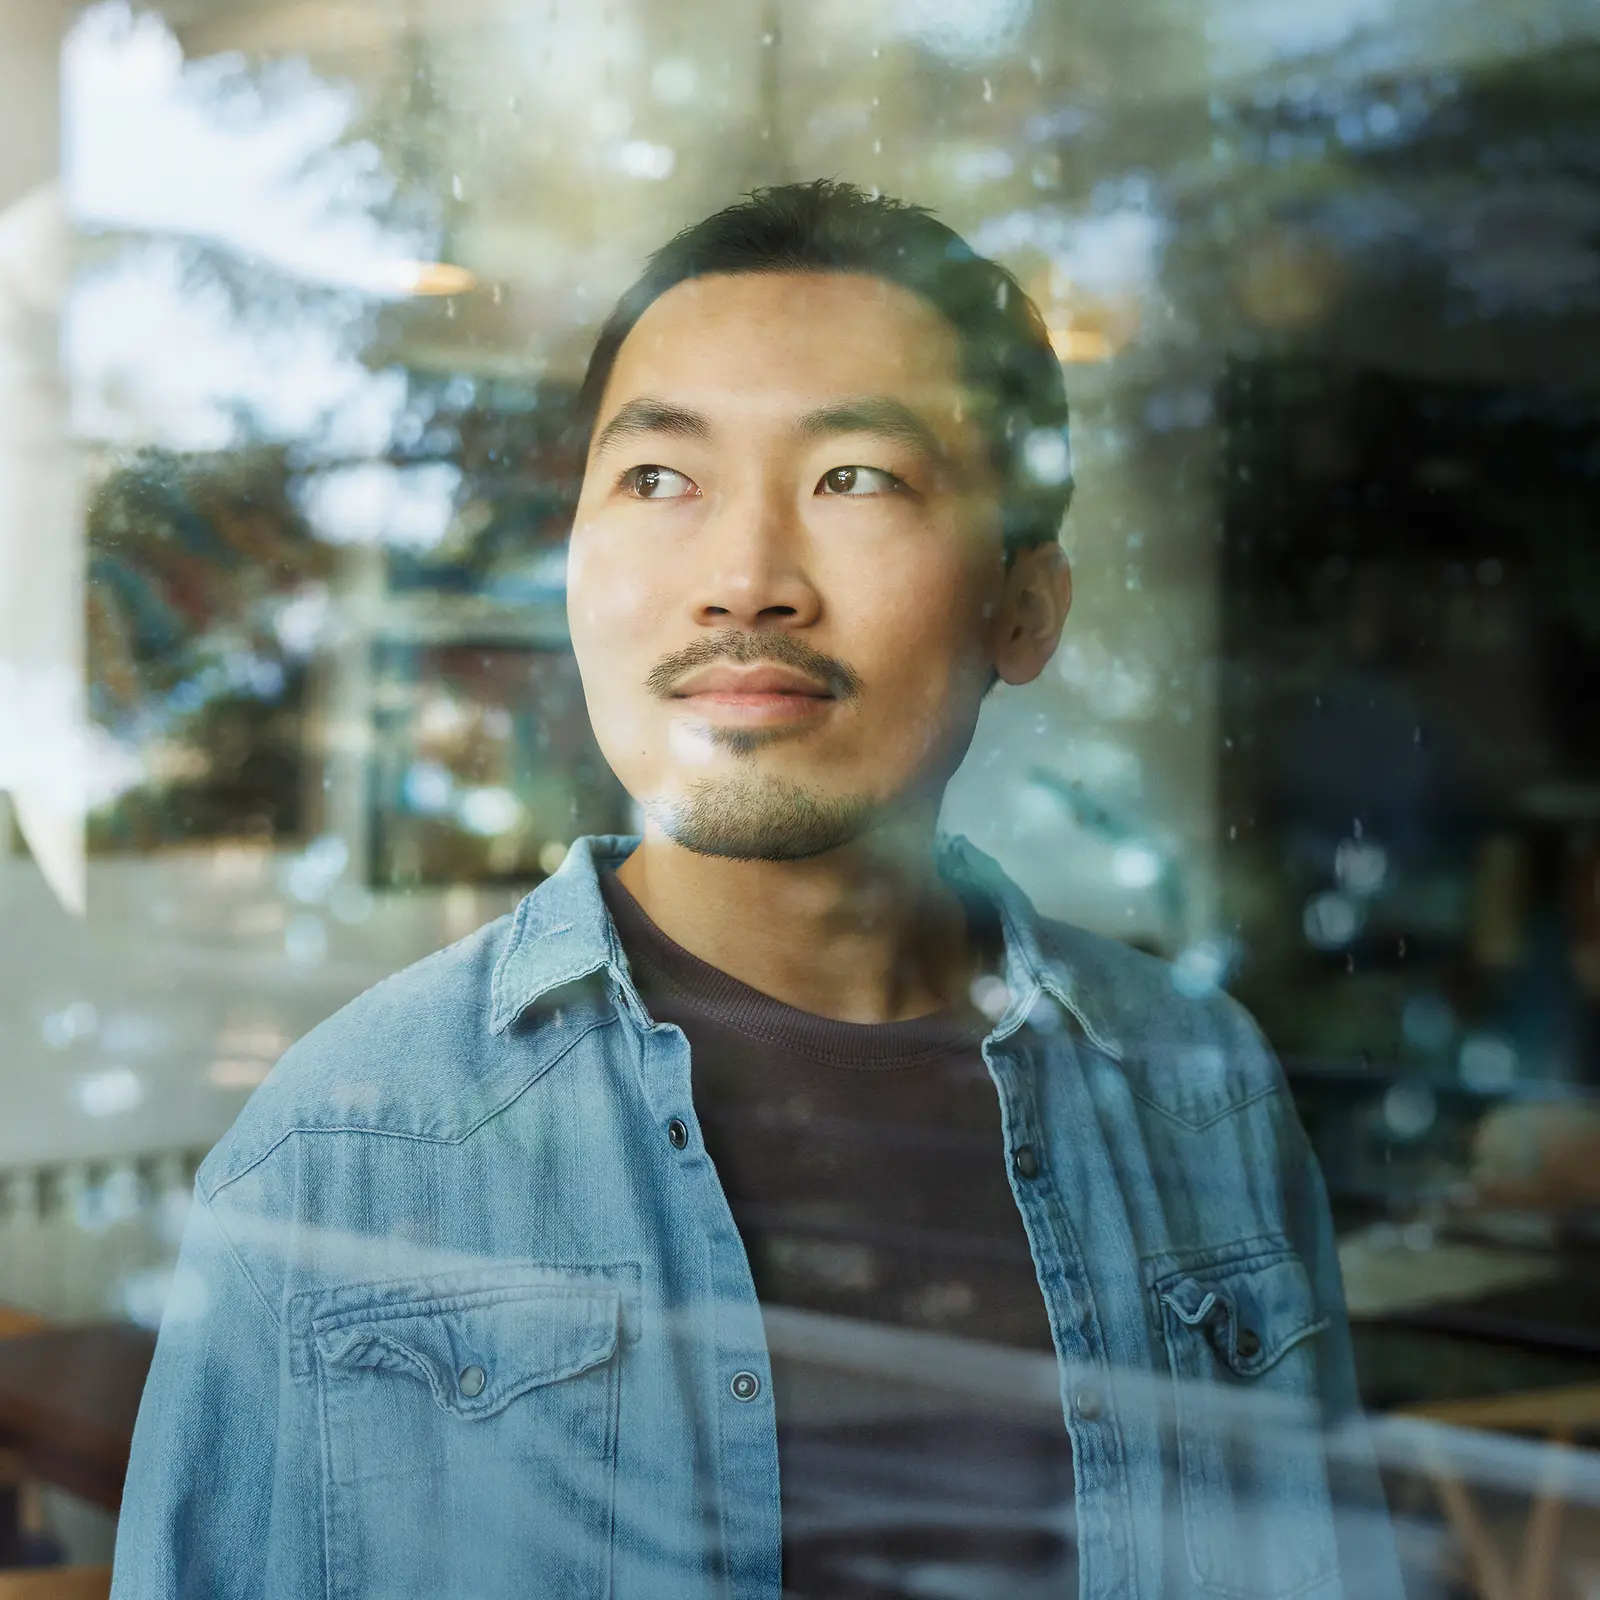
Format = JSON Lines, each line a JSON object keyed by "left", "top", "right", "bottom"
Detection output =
{"left": 371, "top": 643, "right": 628, "bottom": 886}
{"left": 0, "top": 0, "right": 1590, "bottom": 1592}
{"left": 85, "top": 449, "right": 326, "bottom": 850}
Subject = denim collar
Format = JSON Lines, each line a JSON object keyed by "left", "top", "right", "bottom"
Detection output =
{"left": 489, "top": 833, "right": 1122, "bottom": 1059}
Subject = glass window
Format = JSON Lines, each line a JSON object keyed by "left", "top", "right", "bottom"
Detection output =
{"left": 1, "top": 0, "right": 1596, "bottom": 1593}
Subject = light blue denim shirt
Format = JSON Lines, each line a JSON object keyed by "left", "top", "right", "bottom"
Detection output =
{"left": 113, "top": 835, "right": 1402, "bottom": 1600}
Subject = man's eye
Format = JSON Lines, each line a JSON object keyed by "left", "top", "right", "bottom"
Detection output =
{"left": 623, "top": 465, "right": 697, "bottom": 500}
{"left": 817, "top": 465, "right": 901, "bottom": 497}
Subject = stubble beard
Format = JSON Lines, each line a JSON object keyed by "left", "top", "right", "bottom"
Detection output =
{"left": 643, "top": 628, "right": 880, "bottom": 861}
{"left": 650, "top": 761, "right": 880, "bottom": 863}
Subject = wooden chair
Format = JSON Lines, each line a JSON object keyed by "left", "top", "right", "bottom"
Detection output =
{"left": 1400, "top": 1384, "right": 1600, "bottom": 1600}
{"left": 0, "top": 1310, "right": 119, "bottom": 1596}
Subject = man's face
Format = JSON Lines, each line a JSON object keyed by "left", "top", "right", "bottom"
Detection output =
{"left": 567, "top": 270, "right": 1063, "bottom": 861}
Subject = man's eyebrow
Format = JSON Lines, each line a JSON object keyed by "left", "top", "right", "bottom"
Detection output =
{"left": 590, "top": 396, "right": 712, "bottom": 459}
{"left": 794, "top": 397, "right": 947, "bottom": 460}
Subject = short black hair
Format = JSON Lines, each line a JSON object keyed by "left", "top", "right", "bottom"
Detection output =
{"left": 577, "top": 180, "right": 1073, "bottom": 553}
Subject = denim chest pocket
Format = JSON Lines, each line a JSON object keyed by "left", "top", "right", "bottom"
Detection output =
{"left": 308, "top": 1272, "right": 626, "bottom": 1600}
{"left": 1154, "top": 1249, "right": 1337, "bottom": 1600}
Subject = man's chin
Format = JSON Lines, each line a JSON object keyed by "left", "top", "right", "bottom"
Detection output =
{"left": 647, "top": 774, "right": 879, "bottom": 863}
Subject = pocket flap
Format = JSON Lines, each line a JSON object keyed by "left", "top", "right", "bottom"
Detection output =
{"left": 316, "top": 1286, "right": 621, "bottom": 1420}
{"left": 1158, "top": 1253, "right": 1327, "bottom": 1378}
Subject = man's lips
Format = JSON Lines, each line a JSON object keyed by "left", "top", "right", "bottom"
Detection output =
{"left": 671, "top": 664, "right": 833, "bottom": 698}
{"left": 669, "top": 664, "right": 837, "bottom": 723}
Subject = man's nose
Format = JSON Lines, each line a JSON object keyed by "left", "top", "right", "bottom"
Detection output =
{"left": 689, "top": 478, "right": 821, "bottom": 630}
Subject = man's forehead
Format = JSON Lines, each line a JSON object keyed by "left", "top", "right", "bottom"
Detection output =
{"left": 635, "top": 268, "right": 950, "bottom": 335}
{"left": 596, "top": 270, "right": 973, "bottom": 436}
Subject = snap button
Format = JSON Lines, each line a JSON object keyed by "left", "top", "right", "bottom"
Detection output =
{"left": 458, "top": 1365, "right": 486, "bottom": 1398}
{"left": 1074, "top": 1386, "right": 1103, "bottom": 1421}
{"left": 667, "top": 1117, "right": 689, "bottom": 1150}
{"left": 730, "top": 1370, "right": 761, "bottom": 1402}
{"left": 1013, "top": 1144, "right": 1039, "bottom": 1181}
{"left": 1235, "top": 1327, "right": 1261, "bottom": 1360}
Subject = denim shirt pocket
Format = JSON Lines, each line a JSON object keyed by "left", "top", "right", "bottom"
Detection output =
{"left": 1154, "top": 1247, "right": 1338, "bottom": 1600}
{"left": 309, "top": 1274, "right": 625, "bottom": 1600}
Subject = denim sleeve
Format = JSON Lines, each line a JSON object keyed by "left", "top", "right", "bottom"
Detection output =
{"left": 1278, "top": 1093, "right": 1408, "bottom": 1600}
{"left": 111, "top": 1184, "right": 281, "bottom": 1599}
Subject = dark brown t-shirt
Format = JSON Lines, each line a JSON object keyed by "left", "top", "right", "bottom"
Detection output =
{"left": 601, "top": 873, "right": 1076, "bottom": 1599}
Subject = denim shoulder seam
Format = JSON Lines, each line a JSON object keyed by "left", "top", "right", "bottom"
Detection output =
{"left": 203, "top": 1011, "right": 616, "bottom": 1196}
{"left": 197, "top": 1184, "right": 283, "bottom": 1332}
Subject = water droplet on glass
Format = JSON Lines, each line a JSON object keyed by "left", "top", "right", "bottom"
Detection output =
{"left": 1383, "top": 1081, "right": 1437, "bottom": 1140}
{"left": 329, "top": 884, "right": 374, "bottom": 925}
{"left": 1335, "top": 837, "right": 1387, "bottom": 896}
{"left": 1111, "top": 845, "right": 1163, "bottom": 890}
{"left": 970, "top": 975, "right": 1011, "bottom": 1021}
{"left": 1459, "top": 1034, "right": 1517, "bottom": 1090}
{"left": 75, "top": 1067, "right": 144, "bottom": 1119}
{"left": 285, "top": 916, "right": 328, "bottom": 966}
{"left": 1403, "top": 993, "right": 1455, "bottom": 1052}
{"left": 1306, "top": 889, "right": 1364, "bottom": 949}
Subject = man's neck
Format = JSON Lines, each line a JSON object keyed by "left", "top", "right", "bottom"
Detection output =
{"left": 612, "top": 809, "right": 979, "bottom": 1024}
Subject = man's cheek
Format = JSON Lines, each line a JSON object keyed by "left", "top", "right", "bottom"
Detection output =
{"left": 903, "top": 664, "right": 977, "bottom": 758}
{"left": 585, "top": 558, "right": 664, "bottom": 631}
{"left": 856, "top": 668, "right": 945, "bottom": 755}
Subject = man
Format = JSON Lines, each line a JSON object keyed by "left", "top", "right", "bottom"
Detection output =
{"left": 114, "top": 181, "right": 1400, "bottom": 1599}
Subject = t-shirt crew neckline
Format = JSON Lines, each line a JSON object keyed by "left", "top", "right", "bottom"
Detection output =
{"left": 599, "top": 870, "right": 994, "bottom": 1071}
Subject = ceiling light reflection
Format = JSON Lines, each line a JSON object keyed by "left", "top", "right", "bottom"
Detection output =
{"left": 387, "top": 260, "right": 478, "bottom": 297}
{"left": 1049, "top": 325, "right": 1115, "bottom": 363}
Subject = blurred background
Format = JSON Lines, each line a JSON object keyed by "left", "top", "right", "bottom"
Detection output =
{"left": 1, "top": 0, "right": 1598, "bottom": 1592}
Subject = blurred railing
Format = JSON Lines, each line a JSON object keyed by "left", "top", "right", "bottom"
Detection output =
{"left": 0, "top": 1151, "right": 200, "bottom": 1325}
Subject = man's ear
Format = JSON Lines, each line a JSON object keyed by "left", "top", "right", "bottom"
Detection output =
{"left": 993, "top": 541, "right": 1072, "bottom": 687}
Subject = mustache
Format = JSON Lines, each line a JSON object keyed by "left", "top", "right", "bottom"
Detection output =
{"left": 645, "top": 630, "right": 864, "bottom": 703}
